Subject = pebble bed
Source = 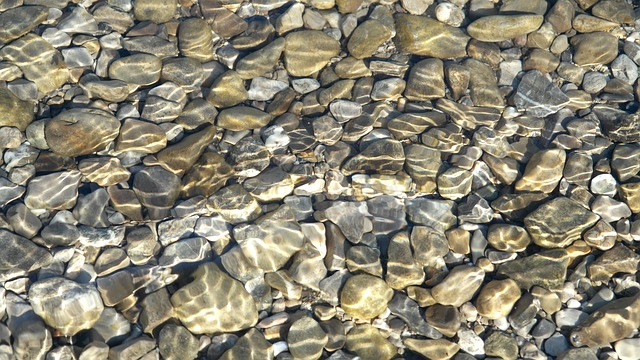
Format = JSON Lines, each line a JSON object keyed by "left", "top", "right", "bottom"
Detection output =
{"left": 1, "top": 0, "right": 640, "bottom": 359}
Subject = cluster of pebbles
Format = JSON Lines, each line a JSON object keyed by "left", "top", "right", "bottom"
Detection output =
{"left": 2, "top": 0, "right": 640, "bottom": 359}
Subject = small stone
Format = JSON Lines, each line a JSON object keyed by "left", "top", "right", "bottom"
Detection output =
{"left": 158, "top": 324, "right": 200, "bottom": 360}
{"left": 340, "top": 274, "right": 393, "bottom": 320}
{"left": 171, "top": 262, "right": 258, "bottom": 334}
{"left": 467, "top": 14, "right": 543, "bottom": 42}
{"left": 219, "top": 328, "right": 273, "bottom": 360}
{"left": 587, "top": 243, "right": 640, "bottom": 282}
{"left": 571, "top": 32, "right": 618, "bottom": 66}
{"left": 524, "top": 197, "right": 599, "bottom": 248}
{"left": 133, "top": 0, "right": 177, "bottom": 23}
{"left": 284, "top": 30, "right": 340, "bottom": 77}
{"left": 386, "top": 232, "right": 425, "bottom": 289}
{"left": 218, "top": 106, "right": 273, "bottom": 131}
{"left": 457, "top": 328, "right": 485, "bottom": 357}
{"left": 484, "top": 332, "right": 518, "bottom": 360}
{"left": 288, "top": 316, "right": 327, "bottom": 360}
{"left": 235, "top": 38, "right": 285, "bottom": 80}
{"left": 557, "top": 348, "right": 598, "bottom": 360}
{"left": 108, "top": 336, "right": 156, "bottom": 360}
{"left": 515, "top": 148, "right": 566, "bottom": 193}
{"left": 156, "top": 125, "right": 216, "bottom": 176}
{"left": 342, "top": 139, "right": 405, "bottom": 175}
{"left": 437, "top": 167, "right": 473, "bottom": 200}
{"left": 276, "top": 2, "right": 304, "bottom": 34}
{"left": 555, "top": 309, "right": 589, "bottom": 329}
{"left": 0, "top": 229, "right": 52, "bottom": 275}
{"left": 178, "top": 18, "right": 215, "bottom": 62}
{"left": 133, "top": 166, "right": 181, "bottom": 220}
{"left": 24, "top": 171, "right": 81, "bottom": 210}
{"left": 347, "top": 19, "right": 392, "bottom": 59}
{"left": 45, "top": 108, "right": 120, "bottom": 157}
{"left": 582, "top": 71, "right": 607, "bottom": 93}
{"left": 0, "top": 85, "right": 34, "bottom": 131}
{"left": 591, "top": 195, "right": 631, "bottom": 222}
{"left": 476, "top": 279, "right": 521, "bottom": 319}
{"left": 109, "top": 54, "right": 162, "bottom": 86}
{"left": 435, "top": 3, "right": 465, "bottom": 27}
{"left": 487, "top": 224, "right": 531, "bottom": 252}
{"left": 29, "top": 277, "right": 103, "bottom": 336}
{"left": 497, "top": 249, "right": 569, "bottom": 290}
{"left": 620, "top": 183, "right": 640, "bottom": 213}
{"left": 514, "top": 71, "right": 570, "bottom": 117}
{"left": 141, "top": 82, "right": 188, "bottom": 123}
{"left": 345, "top": 325, "right": 397, "bottom": 360}
{"left": 206, "top": 70, "right": 248, "bottom": 108}
{"left": 0, "top": 34, "right": 69, "bottom": 95}
{"left": 207, "top": 184, "right": 262, "bottom": 225}
{"left": 405, "top": 59, "right": 445, "bottom": 100}
{"left": 394, "top": 13, "right": 469, "bottom": 59}
{"left": 115, "top": 119, "right": 167, "bottom": 154}
{"left": 432, "top": 265, "right": 484, "bottom": 307}
{"left": 615, "top": 338, "right": 640, "bottom": 360}
{"left": 404, "top": 338, "right": 459, "bottom": 360}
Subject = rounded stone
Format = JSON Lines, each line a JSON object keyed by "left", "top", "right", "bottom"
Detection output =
{"left": 109, "top": 54, "right": 162, "bottom": 86}
{"left": 287, "top": 316, "right": 328, "bottom": 360}
{"left": 45, "top": 108, "right": 120, "bottom": 157}
{"left": 29, "top": 277, "right": 104, "bottom": 336}
{"left": 284, "top": 30, "right": 341, "bottom": 76}
{"left": 340, "top": 274, "right": 394, "bottom": 320}
{"left": 133, "top": 0, "right": 177, "bottom": 23}
{"left": 476, "top": 279, "right": 521, "bottom": 320}
{"left": 217, "top": 106, "right": 274, "bottom": 131}
{"left": 467, "top": 14, "right": 543, "bottom": 42}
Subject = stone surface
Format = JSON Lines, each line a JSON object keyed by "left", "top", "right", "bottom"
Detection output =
{"left": 431, "top": 265, "right": 484, "bottom": 307}
{"left": 0, "top": 85, "right": 34, "bottom": 131}
{"left": 340, "top": 274, "right": 393, "bottom": 320}
{"left": 476, "top": 279, "right": 521, "bottom": 319}
{"left": 514, "top": 71, "right": 570, "bottom": 117}
{"left": 394, "top": 14, "right": 469, "bottom": 59}
{"left": 45, "top": 108, "right": 120, "bottom": 157}
{"left": 524, "top": 197, "right": 599, "bottom": 248}
{"left": 467, "top": 15, "right": 543, "bottom": 42}
{"left": 171, "top": 263, "right": 258, "bottom": 334}
{"left": 284, "top": 30, "right": 340, "bottom": 76}
{"left": 288, "top": 316, "right": 328, "bottom": 360}
{"left": 24, "top": 171, "right": 81, "bottom": 210}
{"left": 29, "top": 277, "right": 104, "bottom": 336}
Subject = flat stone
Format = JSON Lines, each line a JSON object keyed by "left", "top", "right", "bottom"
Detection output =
{"left": 497, "top": 249, "right": 569, "bottom": 290}
{"left": 158, "top": 324, "right": 200, "bottom": 360}
{"left": 514, "top": 70, "right": 570, "bottom": 117}
{"left": 587, "top": 244, "right": 640, "bottom": 282}
{"left": 80, "top": 77, "right": 131, "bottom": 102}
{"left": 0, "top": 84, "right": 34, "bottom": 131}
{"left": 207, "top": 184, "right": 262, "bottom": 224}
{"left": 284, "top": 30, "right": 340, "bottom": 76}
{"left": 406, "top": 198, "right": 456, "bottom": 233}
{"left": 347, "top": 19, "right": 392, "bottom": 59}
{"left": 234, "top": 215, "right": 304, "bottom": 272}
{"left": 0, "top": 34, "right": 69, "bottom": 95}
{"left": 217, "top": 106, "right": 273, "bottom": 131}
{"left": 340, "top": 274, "right": 393, "bottom": 320}
{"left": 515, "top": 148, "right": 566, "bottom": 193}
{"left": 24, "top": 171, "right": 81, "bottom": 210}
{"left": 342, "top": 139, "right": 405, "bottom": 175}
{"left": 109, "top": 54, "right": 162, "bottom": 86}
{"left": 615, "top": 338, "right": 640, "bottom": 360}
{"left": 45, "top": 108, "right": 120, "bottom": 157}
{"left": 476, "top": 279, "right": 521, "bottom": 319}
{"left": 320, "top": 201, "right": 372, "bottom": 243}
{"left": 524, "top": 197, "right": 599, "bottom": 248}
{"left": 570, "top": 293, "right": 640, "bottom": 347}
{"left": 487, "top": 224, "right": 531, "bottom": 252}
{"left": 405, "top": 59, "right": 445, "bottom": 101}
{"left": 0, "top": 229, "right": 51, "bottom": 275}
{"left": 182, "top": 152, "right": 233, "bottom": 198}
{"left": 78, "top": 157, "right": 131, "bottom": 187}
{"left": 133, "top": 0, "right": 177, "bottom": 23}
{"left": 0, "top": 5, "right": 48, "bottom": 43}
{"left": 386, "top": 232, "right": 425, "bottom": 289}
{"left": 394, "top": 13, "right": 469, "bottom": 58}
{"left": 156, "top": 125, "right": 217, "bottom": 176}
{"left": 592, "top": 0, "right": 634, "bottom": 24}
{"left": 288, "top": 316, "right": 328, "bottom": 360}
{"left": 115, "top": 119, "right": 167, "bottom": 154}
{"left": 432, "top": 265, "right": 484, "bottom": 307}
{"left": 141, "top": 82, "right": 188, "bottom": 123}
{"left": 467, "top": 14, "right": 543, "bottom": 42}
{"left": 404, "top": 339, "right": 459, "bottom": 360}
{"left": 484, "top": 332, "right": 518, "bottom": 360}
{"left": 571, "top": 32, "right": 618, "bottom": 66}
{"left": 170, "top": 263, "right": 258, "bottom": 334}
{"left": 219, "top": 328, "right": 273, "bottom": 360}
{"left": 236, "top": 38, "right": 285, "bottom": 79}
{"left": 29, "top": 277, "right": 103, "bottom": 336}
{"left": 345, "top": 325, "right": 397, "bottom": 360}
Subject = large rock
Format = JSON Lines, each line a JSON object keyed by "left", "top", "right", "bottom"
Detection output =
{"left": 0, "top": 6, "right": 49, "bottom": 44}
{"left": 29, "top": 277, "right": 104, "bottom": 336}
{"left": 0, "top": 229, "right": 51, "bottom": 275}
{"left": 45, "top": 108, "right": 120, "bottom": 157}
{"left": 497, "top": 249, "right": 569, "bottom": 290}
{"left": 571, "top": 293, "right": 640, "bottom": 347}
{"left": 394, "top": 13, "right": 469, "bottom": 59}
{"left": 524, "top": 197, "right": 599, "bottom": 248}
{"left": 571, "top": 32, "right": 618, "bottom": 66}
{"left": 513, "top": 70, "right": 570, "bottom": 117}
{"left": 340, "top": 274, "right": 394, "bottom": 320}
{"left": 515, "top": 148, "right": 566, "bottom": 193}
{"left": 431, "top": 265, "right": 485, "bottom": 307}
{"left": 170, "top": 263, "right": 258, "bottom": 334}
{"left": 133, "top": 0, "right": 177, "bottom": 23}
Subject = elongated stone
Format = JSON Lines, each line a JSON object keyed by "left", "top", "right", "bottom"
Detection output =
{"left": 45, "top": 108, "right": 120, "bottom": 157}
{"left": 394, "top": 14, "right": 469, "bottom": 58}
{"left": 467, "top": 15, "right": 543, "bottom": 42}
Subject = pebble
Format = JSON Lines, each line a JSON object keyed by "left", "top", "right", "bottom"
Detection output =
{"left": 345, "top": 325, "right": 397, "bottom": 360}
{"left": 287, "top": 316, "right": 328, "bottom": 360}
{"left": 0, "top": 84, "right": 34, "bottom": 131}
{"left": 171, "top": 263, "right": 258, "bottom": 334}
{"left": 340, "top": 274, "right": 393, "bottom": 320}
{"left": 475, "top": 279, "right": 521, "bottom": 319}
{"left": 484, "top": 332, "right": 518, "bottom": 360}
{"left": 467, "top": 14, "right": 543, "bottom": 42}
{"left": 432, "top": 265, "right": 484, "bottom": 307}
{"left": 514, "top": 70, "right": 570, "bottom": 117}
{"left": 571, "top": 32, "right": 619, "bottom": 66}
{"left": 284, "top": 30, "right": 340, "bottom": 76}
{"left": 45, "top": 108, "right": 120, "bottom": 157}
{"left": 394, "top": 13, "right": 469, "bottom": 59}
{"left": 29, "top": 277, "right": 103, "bottom": 336}
{"left": 347, "top": 19, "right": 392, "bottom": 59}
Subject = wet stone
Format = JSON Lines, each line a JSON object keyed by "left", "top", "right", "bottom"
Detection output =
{"left": 345, "top": 325, "right": 397, "bottom": 360}
{"left": 170, "top": 263, "right": 258, "bottom": 334}
{"left": 404, "top": 338, "right": 460, "bottom": 360}
{"left": 218, "top": 106, "right": 273, "bottom": 131}
{"left": 476, "top": 279, "right": 521, "bottom": 319}
{"left": 571, "top": 32, "right": 618, "bottom": 66}
{"left": 497, "top": 249, "right": 569, "bottom": 290}
{"left": 342, "top": 139, "right": 405, "bottom": 175}
{"left": 45, "top": 108, "right": 120, "bottom": 157}
{"left": 432, "top": 265, "right": 484, "bottom": 307}
{"left": 284, "top": 30, "right": 340, "bottom": 77}
{"left": 109, "top": 54, "right": 162, "bottom": 86}
{"left": 178, "top": 18, "right": 215, "bottom": 63}
{"left": 0, "top": 5, "right": 48, "bottom": 44}
{"left": 141, "top": 82, "right": 188, "bottom": 123}
{"left": 158, "top": 324, "right": 200, "bottom": 360}
{"left": 24, "top": 170, "right": 81, "bottom": 210}
{"left": 340, "top": 274, "right": 393, "bottom": 320}
{"left": 524, "top": 197, "right": 599, "bottom": 248}
{"left": 347, "top": 19, "right": 392, "bottom": 59}
{"left": 484, "top": 332, "right": 518, "bottom": 360}
{"left": 219, "top": 328, "right": 273, "bottom": 360}
{"left": 116, "top": 119, "right": 167, "bottom": 154}
{"left": 207, "top": 185, "right": 262, "bottom": 225}
{"left": 133, "top": 166, "right": 181, "bottom": 220}
{"left": 514, "top": 71, "right": 570, "bottom": 117}
{"left": 0, "top": 229, "right": 52, "bottom": 275}
{"left": 587, "top": 244, "right": 640, "bottom": 282}
{"left": 287, "top": 316, "right": 327, "bottom": 360}
{"left": 467, "top": 14, "right": 543, "bottom": 42}
{"left": 394, "top": 14, "right": 469, "bottom": 59}
{"left": 28, "top": 277, "right": 104, "bottom": 336}
{"left": 133, "top": 0, "right": 177, "bottom": 23}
